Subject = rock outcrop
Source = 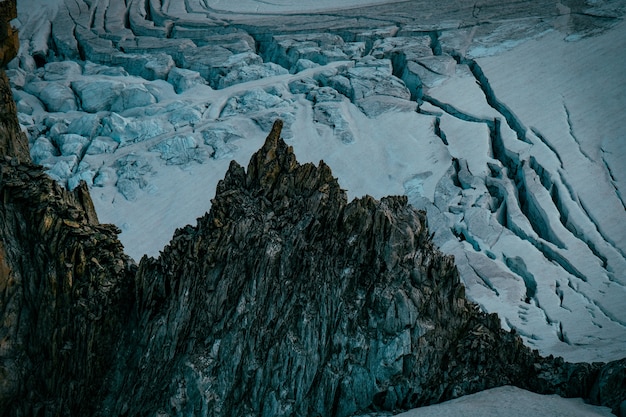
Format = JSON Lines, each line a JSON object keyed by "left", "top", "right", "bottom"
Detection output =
{"left": 0, "top": 0, "right": 18, "bottom": 68}
{"left": 0, "top": 4, "right": 625, "bottom": 412}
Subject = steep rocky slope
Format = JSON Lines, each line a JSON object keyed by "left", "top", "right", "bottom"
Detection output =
{"left": 103, "top": 119, "right": 623, "bottom": 417}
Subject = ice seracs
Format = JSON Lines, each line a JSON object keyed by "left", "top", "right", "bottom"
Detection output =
{"left": 9, "top": 0, "right": 626, "bottom": 368}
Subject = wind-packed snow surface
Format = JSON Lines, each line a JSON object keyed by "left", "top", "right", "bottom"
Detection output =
{"left": 391, "top": 385, "right": 614, "bottom": 417}
{"left": 9, "top": 0, "right": 625, "bottom": 380}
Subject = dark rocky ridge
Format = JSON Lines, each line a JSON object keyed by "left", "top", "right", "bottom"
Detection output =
{"left": 1, "top": 5, "right": 626, "bottom": 415}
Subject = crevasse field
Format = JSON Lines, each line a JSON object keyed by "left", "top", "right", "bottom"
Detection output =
{"left": 8, "top": 0, "right": 626, "bottom": 415}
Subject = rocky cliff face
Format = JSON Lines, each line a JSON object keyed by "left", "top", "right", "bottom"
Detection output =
{"left": 0, "top": 5, "right": 625, "bottom": 413}
{"left": 98, "top": 120, "right": 625, "bottom": 417}
{"left": 0, "top": 0, "right": 18, "bottom": 69}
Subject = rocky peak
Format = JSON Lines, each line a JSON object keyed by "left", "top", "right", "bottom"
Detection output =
{"left": 0, "top": 74, "right": 624, "bottom": 415}
{"left": 113, "top": 120, "right": 623, "bottom": 417}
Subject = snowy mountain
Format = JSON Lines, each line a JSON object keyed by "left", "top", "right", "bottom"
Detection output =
{"left": 4, "top": 0, "right": 626, "bottom": 415}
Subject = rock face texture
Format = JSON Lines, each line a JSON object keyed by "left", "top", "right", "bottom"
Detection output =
{"left": 0, "top": 0, "right": 18, "bottom": 68}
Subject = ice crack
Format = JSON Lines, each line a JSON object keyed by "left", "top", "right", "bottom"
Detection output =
{"left": 504, "top": 256, "right": 537, "bottom": 304}
{"left": 530, "top": 127, "right": 564, "bottom": 168}
{"left": 600, "top": 151, "right": 626, "bottom": 211}
{"left": 563, "top": 102, "right": 593, "bottom": 162}
{"left": 454, "top": 54, "right": 530, "bottom": 144}
{"left": 433, "top": 117, "right": 448, "bottom": 145}
{"left": 422, "top": 95, "right": 491, "bottom": 124}
{"left": 465, "top": 254, "right": 499, "bottom": 296}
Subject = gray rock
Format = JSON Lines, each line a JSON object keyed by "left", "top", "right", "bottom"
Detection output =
{"left": 100, "top": 121, "right": 618, "bottom": 417}
{"left": 2, "top": 109, "right": 626, "bottom": 417}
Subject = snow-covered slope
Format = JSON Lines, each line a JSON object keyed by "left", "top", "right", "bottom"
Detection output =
{"left": 8, "top": 0, "right": 625, "bottom": 372}
{"left": 391, "top": 385, "right": 615, "bottom": 417}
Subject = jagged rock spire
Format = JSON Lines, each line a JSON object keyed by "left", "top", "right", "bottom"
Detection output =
{"left": 118, "top": 120, "right": 624, "bottom": 417}
{"left": 0, "top": 111, "right": 624, "bottom": 417}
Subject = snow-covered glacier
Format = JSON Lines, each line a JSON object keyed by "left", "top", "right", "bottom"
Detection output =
{"left": 8, "top": 0, "right": 626, "bottom": 372}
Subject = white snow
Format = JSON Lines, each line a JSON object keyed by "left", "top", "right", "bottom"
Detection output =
{"left": 392, "top": 385, "right": 614, "bottom": 417}
{"left": 201, "top": 0, "right": 406, "bottom": 13}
